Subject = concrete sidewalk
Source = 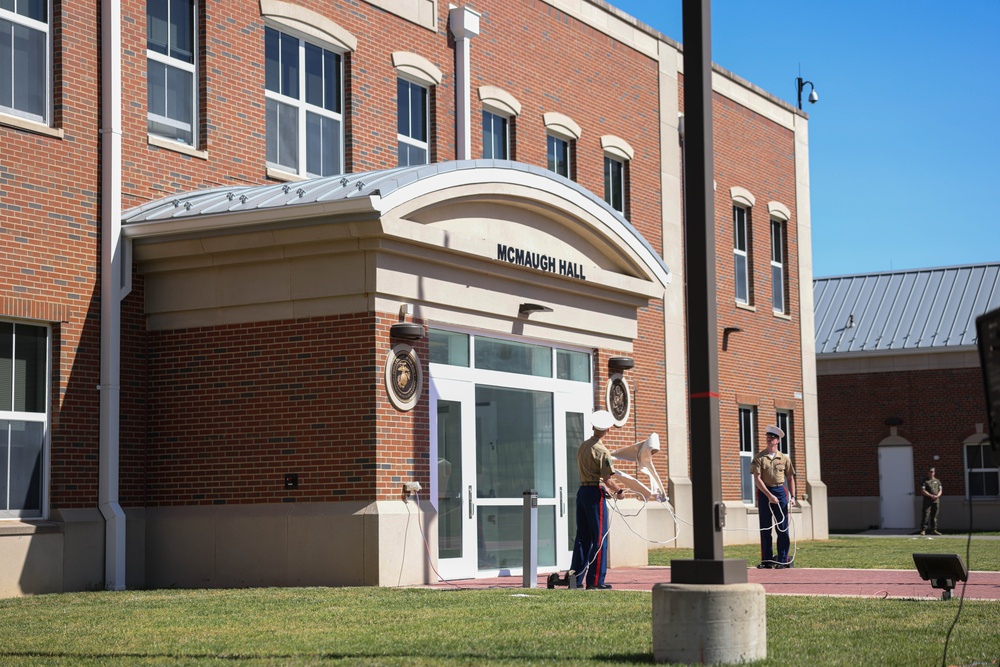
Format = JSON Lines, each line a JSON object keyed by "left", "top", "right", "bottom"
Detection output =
{"left": 427, "top": 566, "right": 1000, "bottom": 600}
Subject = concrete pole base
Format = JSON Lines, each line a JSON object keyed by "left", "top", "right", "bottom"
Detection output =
{"left": 652, "top": 582, "right": 766, "bottom": 664}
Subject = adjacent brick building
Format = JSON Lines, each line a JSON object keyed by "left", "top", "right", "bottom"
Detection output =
{"left": 814, "top": 263, "right": 1000, "bottom": 532}
{"left": 1, "top": 0, "right": 823, "bottom": 594}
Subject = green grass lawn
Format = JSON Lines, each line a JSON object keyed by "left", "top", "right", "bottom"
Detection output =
{"left": 649, "top": 535, "right": 1000, "bottom": 571}
{"left": 0, "top": 587, "right": 998, "bottom": 666}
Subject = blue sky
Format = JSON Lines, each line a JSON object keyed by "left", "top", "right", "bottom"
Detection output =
{"left": 608, "top": 1, "right": 1000, "bottom": 278}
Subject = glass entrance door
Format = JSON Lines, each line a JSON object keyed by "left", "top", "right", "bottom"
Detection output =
{"left": 431, "top": 378, "right": 477, "bottom": 580}
{"left": 429, "top": 330, "right": 592, "bottom": 580}
{"left": 474, "top": 384, "right": 557, "bottom": 574}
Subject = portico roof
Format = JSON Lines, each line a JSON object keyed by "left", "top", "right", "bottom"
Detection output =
{"left": 122, "top": 159, "right": 670, "bottom": 289}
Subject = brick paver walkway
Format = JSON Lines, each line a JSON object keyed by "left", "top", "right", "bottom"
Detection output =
{"left": 427, "top": 566, "right": 1000, "bottom": 600}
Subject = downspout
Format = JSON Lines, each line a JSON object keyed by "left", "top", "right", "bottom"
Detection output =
{"left": 449, "top": 6, "right": 480, "bottom": 160}
{"left": 99, "top": 0, "right": 126, "bottom": 590}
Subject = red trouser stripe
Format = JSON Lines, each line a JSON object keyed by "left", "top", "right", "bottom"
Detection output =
{"left": 592, "top": 497, "right": 605, "bottom": 586}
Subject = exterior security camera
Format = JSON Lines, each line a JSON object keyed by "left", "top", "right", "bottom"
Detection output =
{"left": 808, "top": 89, "right": 819, "bottom": 104}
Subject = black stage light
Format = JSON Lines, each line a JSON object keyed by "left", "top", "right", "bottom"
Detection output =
{"left": 912, "top": 553, "right": 969, "bottom": 600}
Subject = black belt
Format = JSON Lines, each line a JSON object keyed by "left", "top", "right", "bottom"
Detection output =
{"left": 580, "top": 482, "right": 600, "bottom": 486}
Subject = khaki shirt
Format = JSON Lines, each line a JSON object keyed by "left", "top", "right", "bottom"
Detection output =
{"left": 922, "top": 477, "right": 942, "bottom": 500}
{"left": 577, "top": 435, "right": 615, "bottom": 484}
{"left": 750, "top": 450, "right": 794, "bottom": 487}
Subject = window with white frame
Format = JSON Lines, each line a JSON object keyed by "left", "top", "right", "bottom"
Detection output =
{"left": 601, "top": 136, "right": 633, "bottom": 216}
{"left": 739, "top": 406, "right": 756, "bottom": 504}
{"left": 547, "top": 134, "right": 569, "bottom": 178}
{"left": 482, "top": 109, "right": 508, "bottom": 159}
{"left": 1, "top": 321, "right": 48, "bottom": 519}
{"left": 478, "top": 86, "right": 520, "bottom": 160}
{"left": 966, "top": 441, "right": 998, "bottom": 498}
{"left": 397, "top": 77, "right": 428, "bottom": 166}
{"left": 147, "top": 0, "right": 197, "bottom": 146}
{"left": 1, "top": 0, "right": 50, "bottom": 123}
{"left": 775, "top": 411, "right": 791, "bottom": 457}
{"left": 604, "top": 156, "right": 624, "bottom": 213}
{"left": 733, "top": 205, "right": 750, "bottom": 304}
{"left": 265, "top": 26, "right": 343, "bottom": 177}
{"left": 771, "top": 218, "right": 786, "bottom": 313}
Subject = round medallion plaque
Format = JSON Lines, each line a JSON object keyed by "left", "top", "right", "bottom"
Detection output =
{"left": 385, "top": 344, "right": 422, "bottom": 411}
{"left": 606, "top": 373, "right": 631, "bottom": 427}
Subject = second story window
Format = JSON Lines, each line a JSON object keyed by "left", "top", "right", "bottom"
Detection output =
{"left": 1, "top": 0, "right": 50, "bottom": 124}
{"left": 601, "top": 136, "right": 634, "bottom": 217}
{"left": 397, "top": 78, "right": 428, "bottom": 166}
{"left": 771, "top": 218, "right": 786, "bottom": 313}
{"left": 478, "top": 86, "right": 521, "bottom": 161}
{"left": 734, "top": 205, "right": 750, "bottom": 304}
{"left": 543, "top": 112, "right": 580, "bottom": 181}
{"left": 604, "top": 156, "right": 624, "bottom": 213}
{"left": 147, "top": 0, "right": 197, "bottom": 146}
{"left": 265, "top": 26, "right": 343, "bottom": 177}
{"left": 547, "top": 134, "right": 569, "bottom": 178}
{"left": 482, "top": 110, "right": 508, "bottom": 159}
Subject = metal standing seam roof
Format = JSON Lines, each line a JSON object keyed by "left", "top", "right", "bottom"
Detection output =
{"left": 120, "top": 159, "right": 669, "bottom": 279}
{"left": 814, "top": 262, "right": 1000, "bottom": 355}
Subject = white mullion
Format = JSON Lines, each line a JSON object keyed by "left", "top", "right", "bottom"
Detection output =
{"left": 296, "top": 39, "right": 307, "bottom": 174}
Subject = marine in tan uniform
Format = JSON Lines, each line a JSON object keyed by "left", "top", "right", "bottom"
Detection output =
{"left": 750, "top": 425, "right": 796, "bottom": 568}
{"left": 568, "top": 410, "right": 626, "bottom": 589}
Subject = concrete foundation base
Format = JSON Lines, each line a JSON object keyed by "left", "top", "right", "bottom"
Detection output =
{"left": 652, "top": 582, "right": 767, "bottom": 664}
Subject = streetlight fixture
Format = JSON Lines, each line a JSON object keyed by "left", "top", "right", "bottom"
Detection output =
{"left": 796, "top": 77, "right": 818, "bottom": 110}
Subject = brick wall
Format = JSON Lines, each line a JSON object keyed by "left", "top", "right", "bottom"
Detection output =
{"left": 818, "top": 367, "right": 988, "bottom": 498}
{"left": 680, "top": 78, "right": 804, "bottom": 500}
{"left": 140, "top": 314, "right": 379, "bottom": 505}
{"left": 1, "top": 0, "right": 807, "bottom": 511}
{"left": 1, "top": 1, "right": 101, "bottom": 510}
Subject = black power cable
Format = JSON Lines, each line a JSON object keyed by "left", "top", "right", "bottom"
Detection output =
{"left": 939, "top": 490, "right": 974, "bottom": 667}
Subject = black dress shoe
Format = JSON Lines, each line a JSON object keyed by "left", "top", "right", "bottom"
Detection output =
{"left": 756, "top": 562, "right": 773, "bottom": 569}
{"left": 588, "top": 583, "right": 613, "bottom": 589}
{"left": 773, "top": 563, "right": 786, "bottom": 569}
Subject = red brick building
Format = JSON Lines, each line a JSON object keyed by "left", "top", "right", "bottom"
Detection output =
{"left": 0, "top": 0, "right": 823, "bottom": 594}
{"left": 814, "top": 264, "right": 1000, "bottom": 532}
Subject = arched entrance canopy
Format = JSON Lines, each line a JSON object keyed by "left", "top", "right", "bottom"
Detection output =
{"left": 123, "top": 160, "right": 669, "bottom": 286}
{"left": 122, "top": 160, "right": 670, "bottom": 347}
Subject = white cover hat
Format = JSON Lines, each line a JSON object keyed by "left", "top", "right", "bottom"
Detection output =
{"left": 591, "top": 410, "right": 615, "bottom": 431}
{"left": 765, "top": 425, "right": 785, "bottom": 438}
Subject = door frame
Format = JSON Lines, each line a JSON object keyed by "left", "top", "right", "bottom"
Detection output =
{"left": 878, "top": 444, "right": 915, "bottom": 529}
{"left": 427, "top": 331, "right": 594, "bottom": 579}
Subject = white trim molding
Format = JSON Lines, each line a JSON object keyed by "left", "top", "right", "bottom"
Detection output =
{"left": 601, "top": 135, "right": 634, "bottom": 161}
{"left": 391, "top": 51, "right": 443, "bottom": 86}
{"left": 730, "top": 186, "right": 755, "bottom": 208}
{"left": 259, "top": 0, "right": 358, "bottom": 52}
{"left": 365, "top": 0, "right": 438, "bottom": 32}
{"left": 543, "top": 112, "right": 582, "bottom": 140}
{"left": 768, "top": 201, "right": 791, "bottom": 222}
{"left": 478, "top": 85, "right": 522, "bottom": 117}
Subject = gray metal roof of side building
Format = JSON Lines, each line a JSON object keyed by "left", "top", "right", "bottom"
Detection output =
{"left": 814, "top": 262, "right": 1000, "bottom": 355}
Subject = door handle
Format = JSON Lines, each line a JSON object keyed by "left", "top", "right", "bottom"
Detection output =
{"left": 468, "top": 485, "right": 474, "bottom": 518}
{"left": 559, "top": 487, "right": 565, "bottom": 517}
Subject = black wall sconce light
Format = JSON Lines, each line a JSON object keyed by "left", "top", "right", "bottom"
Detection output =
{"left": 518, "top": 303, "right": 553, "bottom": 316}
{"left": 885, "top": 416, "right": 904, "bottom": 427}
{"left": 608, "top": 356, "right": 635, "bottom": 372}
{"left": 722, "top": 326, "right": 742, "bottom": 352}
{"left": 390, "top": 323, "right": 426, "bottom": 340}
